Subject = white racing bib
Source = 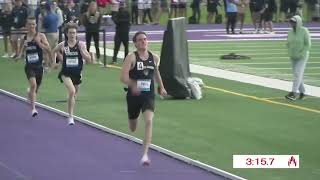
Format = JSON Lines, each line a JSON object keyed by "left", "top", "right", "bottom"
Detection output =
{"left": 137, "top": 79, "right": 151, "bottom": 92}
{"left": 66, "top": 57, "right": 79, "bottom": 67}
{"left": 27, "top": 53, "right": 39, "bottom": 63}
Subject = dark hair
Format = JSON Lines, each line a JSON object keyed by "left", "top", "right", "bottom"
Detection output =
{"left": 64, "top": 22, "right": 78, "bottom": 33}
{"left": 27, "top": 16, "right": 36, "bottom": 21}
{"left": 132, "top": 31, "right": 147, "bottom": 42}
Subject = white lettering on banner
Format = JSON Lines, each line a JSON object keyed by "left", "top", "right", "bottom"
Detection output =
{"left": 137, "top": 79, "right": 151, "bottom": 92}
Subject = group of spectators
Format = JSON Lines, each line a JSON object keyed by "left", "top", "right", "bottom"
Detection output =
{"left": 0, "top": 0, "right": 319, "bottom": 64}
{"left": 190, "top": 0, "right": 319, "bottom": 34}
{"left": 0, "top": 0, "right": 105, "bottom": 68}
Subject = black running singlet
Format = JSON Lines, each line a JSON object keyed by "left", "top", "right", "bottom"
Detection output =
{"left": 62, "top": 41, "right": 83, "bottom": 74}
{"left": 128, "top": 51, "right": 155, "bottom": 96}
{"left": 25, "top": 33, "right": 43, "bottom": 67}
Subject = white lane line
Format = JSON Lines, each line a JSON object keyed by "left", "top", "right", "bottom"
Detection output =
{"left": 190, "top": 64, "right": 320, "bottom": 97}
{"left": 219, "top": 62, "right": 320, "bottom": 65}
{"left": 257, "top": 73, "right": 320, "bottom": 75}
{"left": 248, "top": 67, "right": 320, "bottom": 70}
{"left": 92, "top": 47, "right": 320, "bottom": 96}
{"left": 193, "top": 52, "right": 320, "bottom": 56}
{"left": 0, "top": 160, "right": 28, "bottom": 180}
{"left": 188, "top": 45, "right": 320, "bottom": 49}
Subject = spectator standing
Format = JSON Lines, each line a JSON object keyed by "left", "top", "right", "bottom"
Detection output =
{"left": 151, "top": 0, "right": 161, "bottom": 24}
{"left": 63, "top": 0, "right": 80, "bottom": 25}
{"left": 279, "top": 0, "right": 290, "bottom": 21}
{"left": 169, "top": 0, "right": 178, "bottom": 18}
{"left": 178, "top": 0, "right": 187, "bottom": 17}
{"left": 11, "top": 0, "right": 28, "bottom": 58}
{"left": 43, "top": 2, "right": 59, "bottom": 70}
{"left": 305, "top": 0, "right": 317, "bottom": 22}
{"left": 112, "top": 4, "right": 130, "bottom": 64}
{"left": 131, "top": 0, "right": 139, "bottom": 24}
{"left": 237, "top": 0, "right": 248, "bottom": 33}
{"left": 79, "top": 0, "right": 91, "bottom": 25}
{"left": 207, "top": 0, "right": 220, "bottom": 24}
{"left": 285, "top": 15, "right": 311, "bottom": 101}
{"left": 190, "top": 0, "right": 201, "bottom": 24}
{"left": 262, "top": 0, "right": 276, "bottom": 34}
{"left": 143, "top": 0, "right": 153, "bottom": 23}
{"left": 249, "top": 0, "right": 264, "bottom": 33}
{"left": 0, "top": 2, "right": 13, "bottom": 58}
{"left": 62, "top": 0, "right": 80, "bottom": 40}
{"left": 52, "top": 0, "right": 64, "bottom": 42}
{"left": 83, "top": 1, "right": 102, "bottom": 60}
{"left": 224, "top": 0, "right": 238, "bottom": 34}
{"left": 160, "top": 0, "right": 169, "bottom": 19}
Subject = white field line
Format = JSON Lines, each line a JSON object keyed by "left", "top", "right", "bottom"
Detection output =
{"left": 189, "top": 38, "right": 320, "bottom": 42}
{"left": 91, "top": 46, "right": 320, "bottom": 97}
{"left": 248, "top": 67, "right": 320, "bottom": 70}
{"left": 191, "top": 64, "right": 320, "bottom": 97}
{"left": 258, "top": 73, "right": 320, "bottom": 76}
{"left": 190, "top": 48, "right": 289, "bottom": 52}
{"left": 189, "top": 48, "right": 319, "bottom": 52}
{"left": 204, "top": 30, "right": 320, "bottom": 34}
{"left": 90, "top": 38, "right": 320, "bottom": 43}
{"left": 192, "top": 57, "right": 320, "bottom": 61}
{"left": 84, "top": 27, "right": 320, "bottom": 36}
{"left": 217, "top": 62, "right": 320, "bottom": 65}
{"left": 193, "top": 52, "right": 320, "bottom": 56}
{"left": 102, "top": 27, "right": 320, "bottom": 34}
{"left": 184, "top": 27, "right": 320, "bottom": 32}
{"left": 189, "top": 45, "right": 320, "bottom": 49}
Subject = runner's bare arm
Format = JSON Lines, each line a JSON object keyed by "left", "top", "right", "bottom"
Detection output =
{"left": 37, "top": 33, "right": 53, "bottom": 61}
{"left": 35, "top": 33, "right": 50, "bottom": 52}
{"left": 120, "top": 52, "right": 137, "bottom": 87}
{"left": 153, "top": 54, "right": 167, "bottom": 96}
{"left": 79, "top": 41, "right": 92, "bottom": 63}
{"left": 51, "top": 42, "right": 64, "bottom": 66}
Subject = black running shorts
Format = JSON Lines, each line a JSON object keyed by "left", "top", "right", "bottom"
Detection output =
{"left": 58, "top": 71, "right": 82, "bottom": 85}
{"left": 24, "top": 65, "right": 43, "bottom": 86}
{"left": 126, "top": 94, "right": 155, "bottom": 120}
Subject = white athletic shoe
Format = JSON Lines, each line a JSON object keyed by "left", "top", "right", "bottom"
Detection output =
{"left": 68, "top": 117, "right": 75, "bottom": 125}
{"left": 31, "top": 109, "right": 38, "bottom": 117}
{"left": 10, "top": 53, "right": 16, "bottom": 58}
{"left": 140, "top": 155, "right": 151, "bottom": 166}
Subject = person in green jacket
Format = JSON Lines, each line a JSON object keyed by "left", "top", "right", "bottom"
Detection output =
{"left": 285, "top": 15, "right": 311, "bottom": 101}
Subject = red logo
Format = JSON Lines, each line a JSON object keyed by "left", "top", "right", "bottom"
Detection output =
{"left": 288, "top": 156, "right": 297, "bottom": 167}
